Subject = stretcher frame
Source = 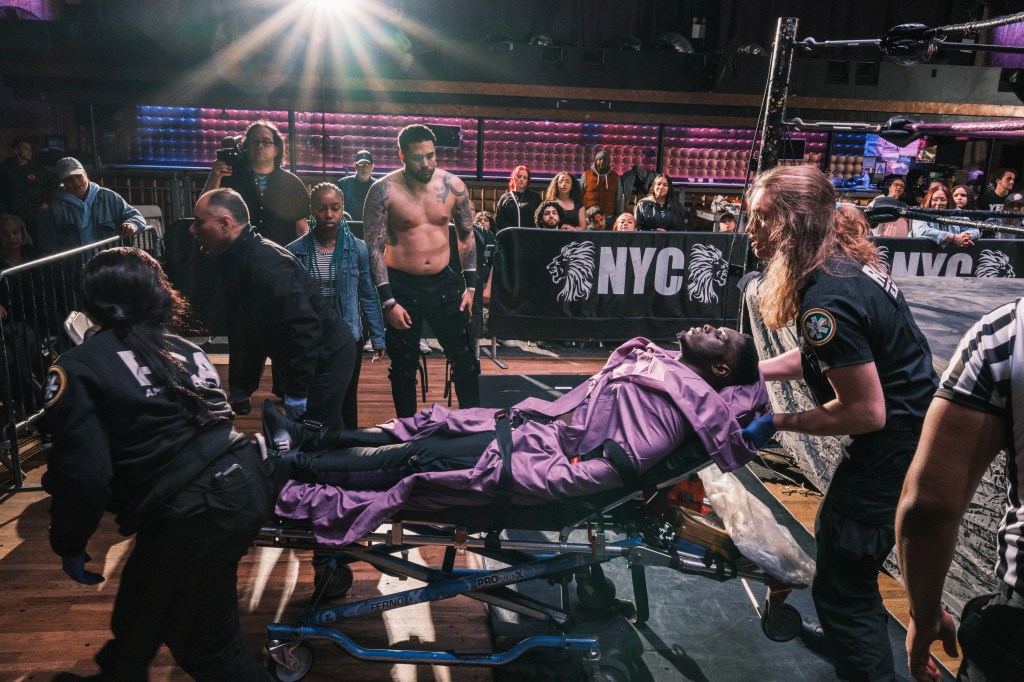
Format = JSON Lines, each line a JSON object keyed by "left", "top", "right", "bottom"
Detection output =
{"left": 255, "top": 450, "right": 807, "bottom": 681}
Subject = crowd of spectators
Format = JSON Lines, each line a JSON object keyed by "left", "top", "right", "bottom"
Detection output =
{"left": 869, "top": 168, "right": 1024, "bottom": 244}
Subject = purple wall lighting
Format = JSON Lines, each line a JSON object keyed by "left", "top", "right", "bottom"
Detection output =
{"left": 291, "top": 113, "right": 478, "bottom": 174}
{"left": 129, "top": 106, "right": 291, "bottom": 167}
{"left": 481, "top": 120, "right": 659, "bottom": 179}
{"left": 127, "top": 107, "right": 478, "bottom": 174}
{"left": 662, "top": 127, "right": 828, "bottom": 183}
{"left": 991, "top": 24, "right": 1024, "bottom": 69}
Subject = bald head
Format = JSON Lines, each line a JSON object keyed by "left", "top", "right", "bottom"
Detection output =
{"left": 676, "top": 325, "right": 759, "bottom": 390}
{"left": 190, "top": 189, "right": 249, "bottom": 255}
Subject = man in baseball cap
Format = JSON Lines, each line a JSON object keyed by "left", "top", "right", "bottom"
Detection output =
{"left": 42, "top": 157, "right": 145, "bottom": 253}
{"left": 338, "top": 150, "right": 376, "bottom": 223}
{"left": 993, "top": 191, "right": 1024, "bottom": 240}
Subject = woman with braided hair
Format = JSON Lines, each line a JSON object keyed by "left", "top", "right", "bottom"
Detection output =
{"left": 43, "top": 247, "right": 287, "bottom": 680}
{"left": 287, "top": 182, "right": 386, "bottom": 427}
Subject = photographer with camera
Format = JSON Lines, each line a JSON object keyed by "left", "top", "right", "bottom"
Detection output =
{"left": 203, "top": 119, "right": 309, "bottom": 248}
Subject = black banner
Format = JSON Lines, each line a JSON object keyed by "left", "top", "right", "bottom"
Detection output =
{"left": 874, "top": 237, "right": 1022, "bottom": 278}
{"left": 489, "top": 229, "right": 752, "bottom": 341}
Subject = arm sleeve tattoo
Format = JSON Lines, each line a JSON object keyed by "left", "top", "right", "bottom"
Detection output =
{"left": 363, "top": 180, "right": 391, "bottom": 286}
{"left": 451, "top": 182, "right": 476, "bottom": 274}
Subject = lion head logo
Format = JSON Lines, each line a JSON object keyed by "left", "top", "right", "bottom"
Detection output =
{"left": 976, "top": 249, "right": 1015, "bottom": 278}
{"left": 547, "top": 241, "right": 596, "bottom": 302}
{"left": 686, "top": 244, "right": 728, "bottom": 304}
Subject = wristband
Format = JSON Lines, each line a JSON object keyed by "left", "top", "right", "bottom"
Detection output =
{"left": 382, "top": 298, "right": 397, "bottom": 311}
{"left": 376, "top": 282, "right": 394, "bottom": 305}
{"left": 463, "top": 269, "right": 477, "bottom": 289}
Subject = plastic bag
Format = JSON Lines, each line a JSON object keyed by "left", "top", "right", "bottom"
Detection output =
{"left": 698, "top": 465, "right": 815, "bottom": 586}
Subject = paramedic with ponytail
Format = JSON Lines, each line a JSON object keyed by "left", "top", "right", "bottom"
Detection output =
{"left": 41, "top": 248, "right": 287, "bottom": 680}
{"left": 741, "top": 165, "right": 937, "bottom": 682}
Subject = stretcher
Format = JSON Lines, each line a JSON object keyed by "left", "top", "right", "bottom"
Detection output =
{"left": 255, "top": 440, "right": 809, "bottom": 682}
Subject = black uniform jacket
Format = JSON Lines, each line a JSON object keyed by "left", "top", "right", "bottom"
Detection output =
{"left": 222, "top": 165, "right": 309, "bottom": 247}
{"left": 41, "top": 331, "right": 239, "bottom": 556}
{"left": 216, "top": 226, "right": 352, "bottom": 398}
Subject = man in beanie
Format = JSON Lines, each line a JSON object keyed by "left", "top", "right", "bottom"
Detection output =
{"left": 580, "top": 149, "right": 624, "bottom": 218}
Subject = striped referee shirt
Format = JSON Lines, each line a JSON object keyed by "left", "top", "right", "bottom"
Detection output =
{"left": 937, "top": 298, "right": 1020, "bottom": 591}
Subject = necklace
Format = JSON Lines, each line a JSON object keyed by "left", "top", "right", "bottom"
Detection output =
{"left": 309, "top": 237, "right": 337, "bottom": 299}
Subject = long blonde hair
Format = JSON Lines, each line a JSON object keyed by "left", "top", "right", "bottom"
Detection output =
{"left": 752, "top": 165, "right": 877, "bottom": 329}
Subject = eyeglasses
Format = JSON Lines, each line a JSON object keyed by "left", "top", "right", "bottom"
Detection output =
{"left": 249, "top": 138, "right": 275, "bottom": 148}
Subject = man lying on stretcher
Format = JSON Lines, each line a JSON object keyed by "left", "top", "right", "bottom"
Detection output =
{"left": 269, "top": 327, "right": 772, "bottom": 547}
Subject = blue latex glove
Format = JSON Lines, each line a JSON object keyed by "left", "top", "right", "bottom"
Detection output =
{"left": 284, "top": 395, "right": 308, "bottom": 421}
{"left": 742, "top": 413, "right": 777, "bottom": 449}
{"left": 62, "top": 552, "right": 105, "bottom": 585}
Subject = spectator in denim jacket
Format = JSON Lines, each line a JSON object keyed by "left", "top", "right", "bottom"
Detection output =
{"left": 287, "top": 182, "right": 385, "bottom": 427}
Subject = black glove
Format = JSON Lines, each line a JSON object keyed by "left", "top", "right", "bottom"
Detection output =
{"left": 61, "top": 551, "right": 105, "bottom": 585}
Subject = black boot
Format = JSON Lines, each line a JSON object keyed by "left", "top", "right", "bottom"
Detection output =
{"left": 262, "top": 399, "right": 321, "bottom": 451}
{"left": 262, "top": 400, "right": 395, "bottom": 452}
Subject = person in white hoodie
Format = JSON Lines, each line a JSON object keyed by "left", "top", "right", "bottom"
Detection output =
{"left": 43, "top": 157, "right": 145, "bottom": 254}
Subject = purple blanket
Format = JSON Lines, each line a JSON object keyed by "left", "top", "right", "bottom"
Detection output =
{"left": 276, "top": 338, "right": 770, "bottom": 547}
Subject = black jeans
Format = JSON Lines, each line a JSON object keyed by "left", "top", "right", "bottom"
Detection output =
{"left": 957, "top": 583, "right": 1024, "bottom": 680}
{"left": 293, "top": 430, "right": 496, "bottom": 489}
{"left": 94, "top": 443, "right": 285, "bottom": 681}
{"left": 386, "top": 267, "right": 480, "bottom": 418}
{"left": 304, "top": 332, "right": 358, "bottom": 430}
{"left": 342, "top": 347, "right": 364, "bottom": 428}
{"left": 811, "top": 428, "right": 919, "bottom": 682}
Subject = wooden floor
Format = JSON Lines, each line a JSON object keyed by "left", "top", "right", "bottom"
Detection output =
{"left": 0, "top": 349, "right": 955, "bottom": 679}
{"left": 0, "top": 351, "right": 607, "bottom": 681}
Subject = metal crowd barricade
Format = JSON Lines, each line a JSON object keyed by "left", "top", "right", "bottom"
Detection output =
{"left": 0, "top": 228, "right": 162, "bottom": 492}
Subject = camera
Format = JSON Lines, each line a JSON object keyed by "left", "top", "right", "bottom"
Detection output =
{"left": 216, "top": 135, "right": 248, "bottom": 169}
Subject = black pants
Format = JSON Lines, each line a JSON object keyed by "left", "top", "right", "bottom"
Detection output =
{"left": 94, "top": 443, "right": 285, "bottom": 681}
{"left": 812, "top": 428, "right": 919, "bottom": 682}
{"left": 957, "top": 583, "right": 1024, "bottom": 680}
{"left": 293, "top": 430, "right": 496, "bottom": 489}
{"left": 230, "top": 326, "right": 357, "bottom": 431}
{"left": 342, "top": 348, "right": 364, "bottom": 428}
{"left": 304, "top": 333, "right": 358, "bottom": 430}
{"left": 386, "top": 267, "right": 480, "bottom": 418}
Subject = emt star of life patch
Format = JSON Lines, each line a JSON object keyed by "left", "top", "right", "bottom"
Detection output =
{"left": 801, "top": 308, "right": 837, "bottom": 347}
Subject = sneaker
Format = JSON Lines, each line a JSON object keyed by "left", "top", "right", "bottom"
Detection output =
{"left": 499, "top": 339, "right": 520, "bottom": 348}
{"left": 419, "top": 339, "right": 432, "bottom": 354}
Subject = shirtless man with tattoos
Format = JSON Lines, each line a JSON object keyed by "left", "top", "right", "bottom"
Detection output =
{"left": 363, "top": 124, "right": 481, "bottom": 417}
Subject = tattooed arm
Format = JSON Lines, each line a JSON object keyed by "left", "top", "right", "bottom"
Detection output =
{"left": 444, "top": 173, "right": 477, "bottom": 314}
{"left": 363, "top": 179, "right": 391, "bottom": 287}
{"left": 362, "top": 178, "right": 410, "bottom": 329}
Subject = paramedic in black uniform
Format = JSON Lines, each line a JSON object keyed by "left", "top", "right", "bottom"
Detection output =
{"left": 191, "top": 187, "right": 357, "bottom": 428}
{"left": 742, "top": 165, "right": 937, "bottom": 682}
{"left": 42, "top": 247, "right": 288, "bottom": 680}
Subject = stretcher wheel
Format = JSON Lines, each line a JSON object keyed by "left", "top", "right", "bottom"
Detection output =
{"left": 268, "top": 642, "right": 313, "bottom": 681}
{"left": 760, "top": 601, "right": 801, "bottom": 642}
{"left": 593, "top": 656, "right": 631, "bottom": 682}
{"left": 314, "top": 563, "right": 353, "bottom": 600}
{"left": 576, "top": 575, "right": 616, "bottom": 610}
